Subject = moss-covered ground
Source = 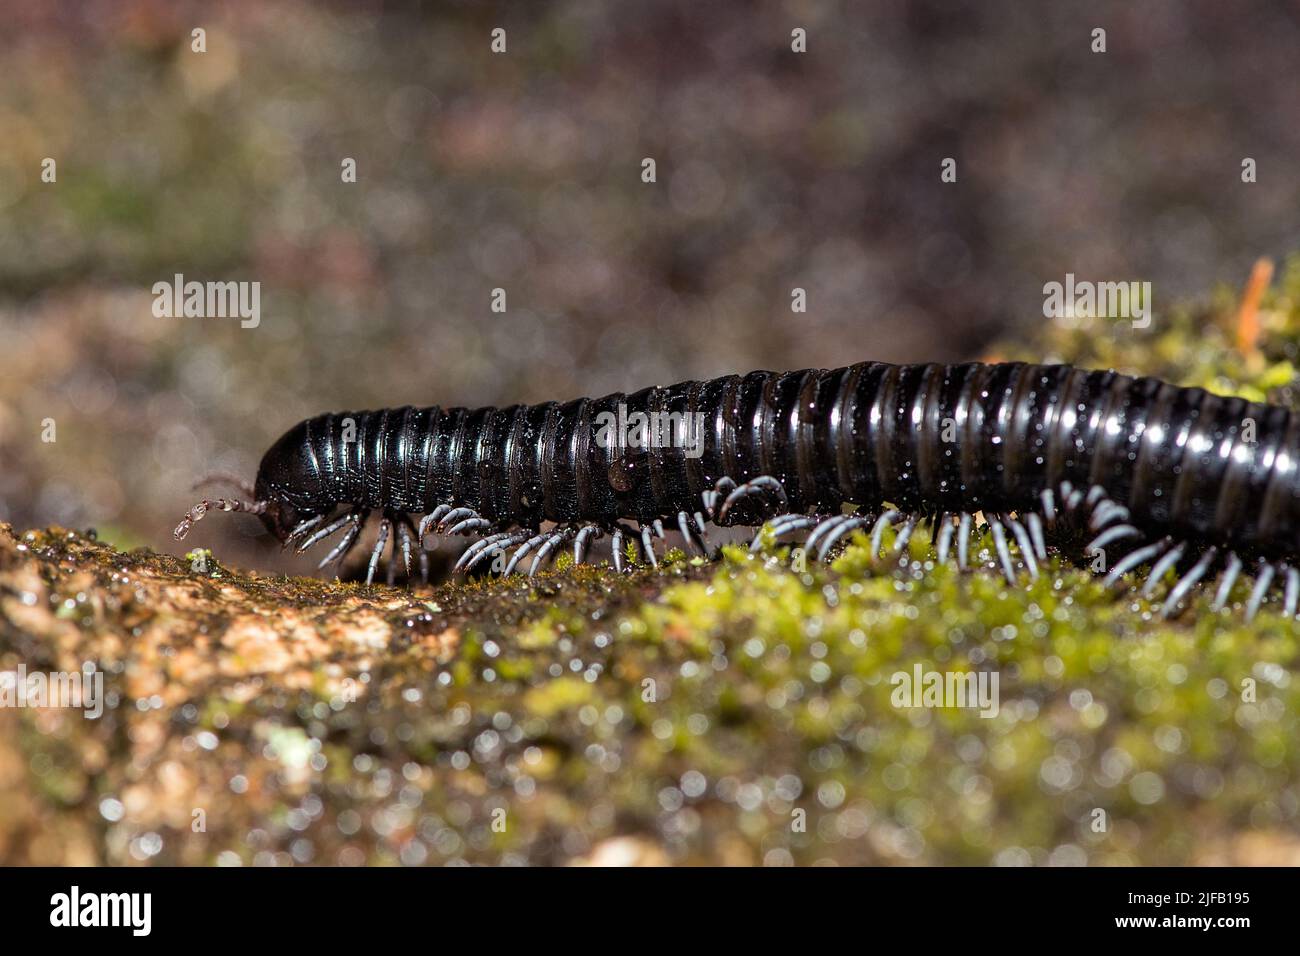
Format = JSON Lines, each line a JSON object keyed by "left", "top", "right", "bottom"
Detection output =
{"left": 4, "top": 262, "right": 1300, "bottom": 865}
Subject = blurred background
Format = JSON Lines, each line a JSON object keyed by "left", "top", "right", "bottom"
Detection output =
{"left": 2, "top": 0, "right": 1299, "bottom": 573}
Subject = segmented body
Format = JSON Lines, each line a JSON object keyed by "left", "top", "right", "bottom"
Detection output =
{"left": 174, "top": 361, "right": 1300, "bottom": 619}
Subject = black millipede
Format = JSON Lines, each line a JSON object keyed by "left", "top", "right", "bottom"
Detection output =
{"left": 173, "top": 360, "right": 1300, "bottom": 621}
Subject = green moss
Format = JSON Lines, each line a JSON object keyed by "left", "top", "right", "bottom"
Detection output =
{"left": 523, "top": 676, "right": 598, "bottom": 717}
{"left": 1004, "top": 254, "right": 1300, "bottom": 406}
{"left": 589, "top": 529, "right": 1299, "bottom": 861}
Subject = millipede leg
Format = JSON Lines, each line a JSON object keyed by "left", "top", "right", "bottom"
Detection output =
{"left": 716, "top": 475, "right": 789, "bottom": 525}
{"left": 395, "top": 515, "right": 417, "bottom": 580}
{"left": 1002, "top": 514, "right": 1038, "bottom": 581}
{"left": 317, "top": 510, "right": 367, "bottom": 570}
{"left": 1087, "top": 523, "right": 1141, "bottom": 553}
{"left": 1088, "top": 499, "right": 1131, "bottom": 533}
{"left": 893, "top": 514, "right": 919, "bottom": 553}
{"left": 1245, "top": 562, "right": 1276, "bottom": 622}
{"left": 504, "top": 532, "right": 550, "bottom": 576}
{"left": 693, "top": 512, "right": 712, "bottom": 555}
{"left": 456, "top": 531, "right": 529, "bottom": 574}
{"left": 611, "top": 527, "right": 627, "bottom": 573}
{"left": 486, "top": 532, "right": 535, "bottom": 573}
{"left": 608, "top": 521, "right": 646, "bottom": 572}
{"left": 1212, "top": 553, "right": 1243, "bottom": 611}
{"left": 957, "top": 513, "right": 972, "bottom": 570}
{"left": 416, "top": 504, "right": 453, "bottom": 545}
{"left": 1162, "top": 547, "right": 1216, "bottom": 618}
{"left": 767, "top": 514, "right": 820, "bottom": 537}
{"left": 284, "top": 515, "right": 326, "bottom": 549}
{"left": 639, "top": 521, "right": 665, "bottom": 568}
{"left": 365, "top": 517, "right": 392, "bottom": 585}
{"left": 1039, "top": 488, "right": 1058, "bottom": 526}
{"left": 379, "top": 512, "right": 416, "bottom": 587}
{"left": 677, "top": 511, "right": 708, "bottom": 557}
{"left": 436, "top": 506, "right": 492, "bottom": 537}
{"left": 805, "top": 514, "right": 853, "bottom": 556}
{"left": 296, "top": 510, "right": 359, "bottom": 554}
{"left": 816, "top": 515, "right": 870, "bottom": 562}
{"left": 528, "top": 529, "right": 572, "bottom": 577}
{"left": 869, "top": 510, "right": 900, "bottom": 557}
{"left": 1024, "top": 512, "right": 1047, "bottom": 562}
{"left": 437, "top": 507, "right": 477, "bottom": 529}
{"left": 702, "top": 480, "right": 728, "bottom": 523}
{"left": 988, "top": 516, "right": 1017, "bottom": 585}
{"left": 1103, "top": 539, "right": 1169, "bottom": 588}
{"left": 454, "top": 532, "right": 509, "bottom": 573}
{"left": 1141, "top": 543, "right": 1186, "bottom": 599}
{"left": 574, "top": 525, "right": 603, "bottom": 565}
{"left": 750, "top": 514, "right": 819, "bottom": 553}
{"left": 936, "top": 512, "right": 955, "bottom": 565}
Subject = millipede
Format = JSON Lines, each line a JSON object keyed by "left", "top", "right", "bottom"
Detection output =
{"left": 174, "top": 360, "right": 1300, "bottom": 621}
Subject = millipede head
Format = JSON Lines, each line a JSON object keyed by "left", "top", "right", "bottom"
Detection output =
{"left": 173, "top": 447, "right": 324, "bottom": 545}
{"left": 250, "top": 467, "right": 338, "bottom": 545}
{"left": 253, "top": 496, "right": 319, "bottom": 544}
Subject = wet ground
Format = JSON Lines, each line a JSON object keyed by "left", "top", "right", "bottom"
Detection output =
{"left": 3, "top": 501, "right": 1299, "bottom": 866}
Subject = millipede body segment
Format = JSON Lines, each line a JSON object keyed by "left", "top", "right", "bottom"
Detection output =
{"left": 174, "top": 361, "right": 1300, "bottom": 620}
